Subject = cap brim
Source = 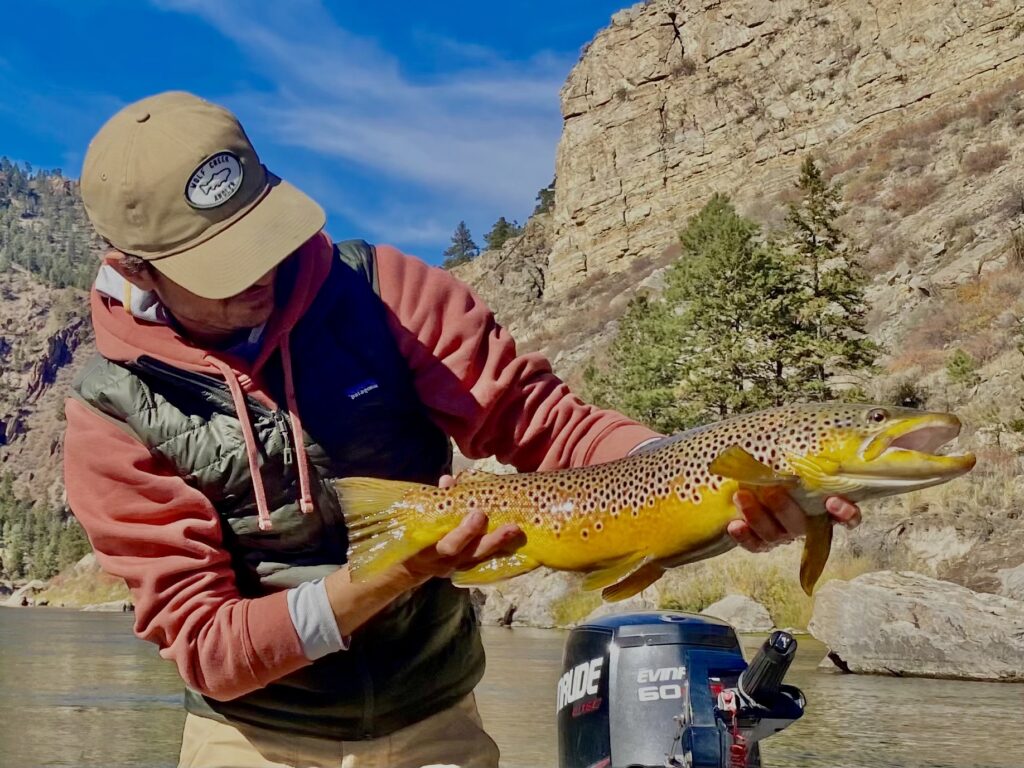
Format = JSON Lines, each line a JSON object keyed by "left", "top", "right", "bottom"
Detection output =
{"left": 149, "top": 173, "right": 326, "bottom": 300}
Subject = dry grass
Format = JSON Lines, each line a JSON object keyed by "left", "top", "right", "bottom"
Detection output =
{"left": 895, "top": 265, "right": 1023, "bottom": 373}
{"left": 550, "top": 590, "right": 603, "bottom": 626}
{"left": 657, "top": 546, "right": 879, "bottom": 630}
{"left": 886, "top": 446, "right": 1019, "bottom": 523}
{"left": 962, "top": 143, "right": 1010, "bottom": 175}
{"left": 885, "top": 175, "right": 941, "bottom": 214}
{"left": 38, "top": 572, "right": 130, "bottom": 608}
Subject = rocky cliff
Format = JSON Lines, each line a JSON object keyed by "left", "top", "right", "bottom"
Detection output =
{"left": 458, "top": 0, "right": 1024, "bottom": 628}
{"left": 463, "top": 0, "right": 1024, "bottom": 366}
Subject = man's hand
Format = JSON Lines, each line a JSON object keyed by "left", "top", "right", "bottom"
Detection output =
{"left": 398, "top": 473, "right": 524, "bottom": 582}
{"left": 400, "top": 509, "right": 524, "bottom": 581}
{"left": 728, "top": 488, "right": 861, "bottom": 553}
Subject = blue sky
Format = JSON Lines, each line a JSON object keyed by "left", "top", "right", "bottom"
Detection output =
{"left": 0, "top": 0, "right": 628, "bottom": 263}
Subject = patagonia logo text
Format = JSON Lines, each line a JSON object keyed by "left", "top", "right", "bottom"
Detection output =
{"left": 346, "top": 380, "right": 380, "bottom": 400}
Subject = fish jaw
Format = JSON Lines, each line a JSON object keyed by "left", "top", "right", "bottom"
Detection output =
{"left": 807, "top": 411, "right": 976, "bottom": 498}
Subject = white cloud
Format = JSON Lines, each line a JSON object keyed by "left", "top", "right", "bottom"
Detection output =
{"left": 152, "top": 0, "right": 571, "bottom": 250}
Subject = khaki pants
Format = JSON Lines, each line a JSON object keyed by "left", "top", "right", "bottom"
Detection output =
{"left": 177, "top": 694, "right": 501, "bottom": 768}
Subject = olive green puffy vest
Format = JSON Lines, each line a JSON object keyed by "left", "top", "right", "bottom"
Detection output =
{"left": 73, "top": 241, "right": 485, "bottom": 739}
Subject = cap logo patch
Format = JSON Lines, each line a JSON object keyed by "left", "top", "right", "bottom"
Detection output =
{"left": 186, "top": 151, "right": 244, "bottom": 209}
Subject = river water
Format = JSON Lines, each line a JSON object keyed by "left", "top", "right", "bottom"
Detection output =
{"left": 1, "top": 608, "right": 1022, "bottom": 768}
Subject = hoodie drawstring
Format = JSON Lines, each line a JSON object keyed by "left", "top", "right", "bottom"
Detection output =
{"left": 281, "top": 335, "right": 316, "bottom": 516}
{"left": 205, "top": 334, "right": 315, "bottom": 532}
{"left": 207, "top": 356, "right": 275, "bottom": 532}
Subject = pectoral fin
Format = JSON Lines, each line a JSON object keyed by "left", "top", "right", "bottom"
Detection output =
{"left": 581, "top": 553, "right": 651, "bottom": 592}
{"left": 785, "top": 453, "right": 861, "bottom": 495}
{"left": 799, "top": 514, "right": 834, "bottom": 596}
{"left": 451, "top": 553, "right": 539, "bottom": 586}
{"left": 710, "top": 446, "right": 797, "bottom": 486}
{"left": 601, "top": 563, "right": 665, "bottom": 602}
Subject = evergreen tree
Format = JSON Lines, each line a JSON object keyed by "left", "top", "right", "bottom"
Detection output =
{"left": 585, "top": 195, "right": 810, "bottom": 427}
{"left": 57, "top": 517, "right": 91, "bottom": 570}
{"left": 666, "top": 194, "right": 808, "bottom": 420}
{"left": 785, "top": 157, "right": 878, "bottom": 399}
{"left": 533, "top": 178, "right": 556, "bottom": 215}
{"left": 441, "top": 221, "right": 479, "bottom": 269}
{"left": 947, "top": 348, "right": 980, "bottom": 387}
{"left": 583, "top": 295, "right": 696, "bottom": 433}
{"left": 483, "top": 217, "right": 523, "bottom": 251}
{"left": 0, "top": 157, "right": 102, "bottom": 289}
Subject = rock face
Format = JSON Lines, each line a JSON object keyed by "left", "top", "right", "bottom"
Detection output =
{"left": 474, "top": 569, "right": 585, "bottom": 629}
{"left": 701, "top": 594, "right": 773, "bottom": 632}
{"left": 809, "top": 571, "right": 1024, "bottom": 682}
{"left": 550, "top": 0, "right": 1024, "bottom": 294}
{"left": 0, "top": 268, "right": 92, "bottom": 504}
{"left": 997, "top": 565, "right": 1024, "bottom": 602}
{"left": 1, "top": 579, "right": 47, "bottom": 607}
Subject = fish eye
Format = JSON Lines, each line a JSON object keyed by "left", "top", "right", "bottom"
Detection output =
{"left": 867, "top": 408, "right": 889, "bottom": 424}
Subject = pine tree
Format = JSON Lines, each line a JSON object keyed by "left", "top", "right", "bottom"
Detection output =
{"left": 533, "top": 178, "right": 556, "bottom": 215}
{"left": 585, "top": 195, "right": 810, "bottom": 428}
{"left": 583, "top": 295, "right": 697, "bottom": 433}
{"left": 785, "top": 157, "right": 878, "bottom": 399}
{"left": 483, "top": 217, "right": 523, "bottom": 251}
{"left": 666, "top": 194, "right": 809, "bottom": 420}
{"left": 441, "top": 221, "right": 479, "bottom": 269}
{"left": 947, "top": 348, "right": 980, "bottom": 387}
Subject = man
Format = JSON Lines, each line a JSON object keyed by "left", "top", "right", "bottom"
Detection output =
{"left": 64, "top": 92, "right": 860, "bottom": 768}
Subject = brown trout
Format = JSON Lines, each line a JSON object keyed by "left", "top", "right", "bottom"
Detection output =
{"left": 336, "top": 404, "right": 976, "bottom": 601}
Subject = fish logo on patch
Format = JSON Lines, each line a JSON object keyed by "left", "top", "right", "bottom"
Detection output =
{"left": 346, "top": 380, "right": 379, "bottom": 400}
{"left": 185, "top": 151, "right": 244, "bottom": 209}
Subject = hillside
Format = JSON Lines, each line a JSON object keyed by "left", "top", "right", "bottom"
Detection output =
{"left": 454, "top": 0, "right": 1024, "bottom": 624}
{"left": 0, "top": 160, "right": 99, "bottom": 583}
{"left": 459, "top": 0, "right": 1023, "bottom": 361}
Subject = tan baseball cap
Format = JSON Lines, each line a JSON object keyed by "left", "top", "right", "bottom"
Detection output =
{"left": 81, "top": 91, "right": 325, "bottom": 300}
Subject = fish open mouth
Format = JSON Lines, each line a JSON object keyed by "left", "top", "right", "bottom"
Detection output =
{"left": 852, "top": 414, "right": 976, "bottom": 480}
{"left": 887, "top": 421, "right": 962, "bottom": 453}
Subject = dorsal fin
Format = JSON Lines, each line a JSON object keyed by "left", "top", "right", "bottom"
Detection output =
{"left": 454, "top": 469, "right": 501, "bottom": 484}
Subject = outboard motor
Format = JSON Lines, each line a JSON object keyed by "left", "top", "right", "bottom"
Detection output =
{"left": 556, "top": 612, "right": 805, "bottom": 768}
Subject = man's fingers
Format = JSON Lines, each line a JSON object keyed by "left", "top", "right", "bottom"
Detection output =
{"left": 734, "top": 489, "right": 788, "bottom": 545}
{"left": 434, "top": 510, "right": 488, "bottom": 558}
{"left": 759, "top": 487, "right": 805, "bottom": 538}
{"left": 466, "top": 524, "right": 525, "bottom": 562}
{"left": 438, "top": 474, "right": 456, "bottom": 489}
{"left": 727, "top": 519, "right": 769, "bottom": 553}
{"left": 826, "top": 496, "right": 862, "bottom": 528}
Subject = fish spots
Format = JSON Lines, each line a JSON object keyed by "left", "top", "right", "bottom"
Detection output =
{"left": 580, "top": 529, "right": 589, "bottom": 540}
{"left": 594, "top": 521, "right": 604, "bottom": 532}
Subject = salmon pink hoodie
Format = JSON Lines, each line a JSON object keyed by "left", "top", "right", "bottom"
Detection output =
{"left": 64, "top": 233, "right": 659, "bottom": 701}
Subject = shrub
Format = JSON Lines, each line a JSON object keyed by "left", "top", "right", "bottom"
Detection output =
{"left": 886, "top": 176, "right": 941, "bottom": 214}
{"left": 962, "top": 143, "right": 1010, "bottom": 175}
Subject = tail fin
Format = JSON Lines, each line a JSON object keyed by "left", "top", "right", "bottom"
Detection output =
{"left": 335, "top": 477, "right": 442, "bottom": 581}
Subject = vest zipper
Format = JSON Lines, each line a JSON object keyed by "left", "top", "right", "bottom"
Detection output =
{"left": 133, "top": 356, "right": 295, "bottom": 464}
{"left": 132, "top": 356, "right": 276, "bottom": 418}
{"left": 274, "top": 410, "right": 294, "bottom": 466}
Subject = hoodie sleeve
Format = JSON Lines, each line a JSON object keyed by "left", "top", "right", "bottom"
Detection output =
{"left": 374, "top": 245, "right": 661, "bottom": 471}
{"left": 63, "top": 398, "right": 312, "bottom": 701}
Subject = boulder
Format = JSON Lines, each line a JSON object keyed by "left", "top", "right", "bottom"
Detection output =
{"left": 700, "top": 594, "right": 773, "bottom": 633}
{"left": 81, "top": 600, "right": 133, "bottom": 612}
{"left": 1, "top": 579, "right": 48, "bottom": 607}
{"left": 997, "top": 565, "right": 1024, "bottom": 602}
{"left": 584, "top": 592, "right": 658, "bottom": 622}
{"left": 474, "top": 569, "right": 585, "bottom": 628}
{"left": 809, "top": 571, "right": 1024, "bottom": 682}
